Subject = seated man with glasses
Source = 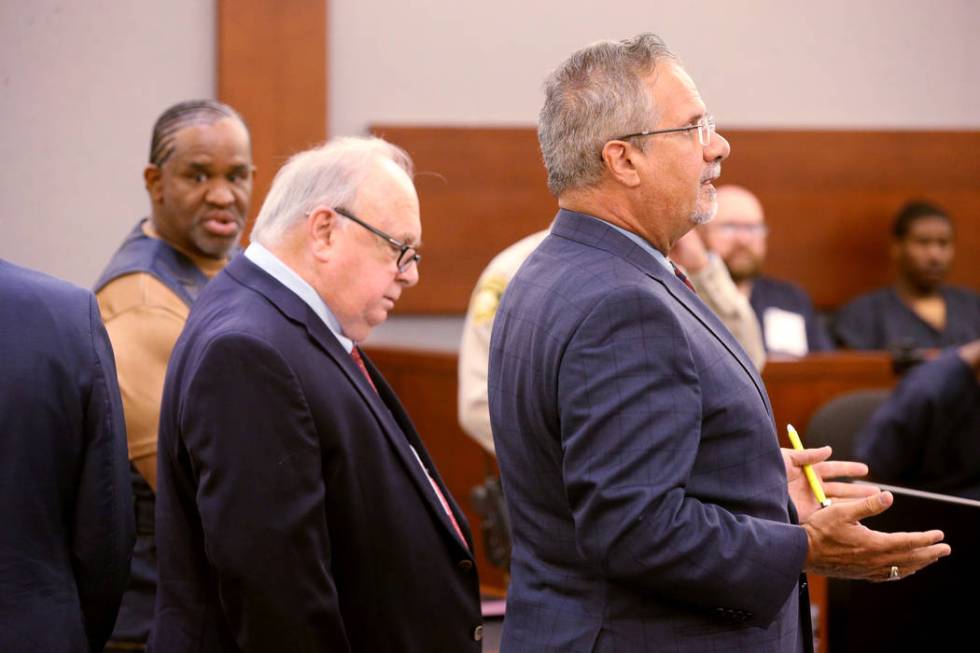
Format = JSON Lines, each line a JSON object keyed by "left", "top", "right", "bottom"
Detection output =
{"left": 700, "top": 184, "right": 833, "bottom": 357}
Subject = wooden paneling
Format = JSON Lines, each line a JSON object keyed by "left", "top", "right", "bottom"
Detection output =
{"left": 763, "top": 351, "right": 898, "bottom": 441}
{"left": 370, "top": 126, "right": 557, "bottom": 313}
{"left": 218, "top": 0, "right": 327, "bottom": 236}
{"left": 372, "top": 126, "right": 980, "bottom": 313}
{"left": 719, "top": 130, "right": 980, "bottom": 310}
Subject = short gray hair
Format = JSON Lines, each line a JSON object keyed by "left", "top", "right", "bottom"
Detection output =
{"left": 538, "top": 33, "right": 676, "bottom": 197}
{"left": 250, "top": 136, "right": 414, "bottom": 245}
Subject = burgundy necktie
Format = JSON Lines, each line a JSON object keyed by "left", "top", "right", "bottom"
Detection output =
{"left": 412, "top": 448, "right": 470, "bottom": 551}
{"left": 349, "top": 346, "right": 378, "bottom": 393}
{"left": 350, "top": 345, "right": 469, "bottom": 550}
{"left": 671, "top": 262, "right": 698, "bottom": 294}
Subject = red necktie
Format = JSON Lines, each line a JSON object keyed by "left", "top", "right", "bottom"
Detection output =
{"left": 350, "top": 345, "right": 469, "bottom": 550}
{"left": 413, "top": 450, "right": 470, "bottom": 551}
{"left": 671, "top": 262, "right": 698, "bottom": 294}
{"left": 350, "top": 346, "right": 378, "bottom": 393}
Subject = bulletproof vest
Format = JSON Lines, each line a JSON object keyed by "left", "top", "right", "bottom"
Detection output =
{"left": 97, "top": 219, "right": 213, "bottom": 645}
{"left": 94, "top": 219, "right": 211, "bottom": 536}
{"left": 94, "top": 219, "right": 210, "bottom": 305}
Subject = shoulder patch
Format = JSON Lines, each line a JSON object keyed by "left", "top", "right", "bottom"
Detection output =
{"left": 470, "top": 274, "right": 509, "bottom": 325}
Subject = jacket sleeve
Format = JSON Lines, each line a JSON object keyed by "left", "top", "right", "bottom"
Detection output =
{"left": 180, "top": 332, "right": 350, "bottom": 651}
{"left": 72, "top": 293, "right": 135, "bottom": 651}
{"left": 854, "top": 352, "right": 973, "bottom": 481}
{"left": 557, "top": 285, "right": 807, "bottom": 626}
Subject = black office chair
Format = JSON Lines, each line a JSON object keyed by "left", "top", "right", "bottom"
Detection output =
{"left": 804, "top": 388, "right": 891, "bottom": 460}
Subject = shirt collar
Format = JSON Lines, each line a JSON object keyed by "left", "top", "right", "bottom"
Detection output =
{"left": 602, "top": 220, "right": 675, "bottom": 274}
{"left": 244, "top": 242, "right": 354, "bottom": 353}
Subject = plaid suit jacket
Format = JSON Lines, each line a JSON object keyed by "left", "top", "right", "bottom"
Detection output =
{"left": 489, "top": 210, "right": 811, "bottom": 652}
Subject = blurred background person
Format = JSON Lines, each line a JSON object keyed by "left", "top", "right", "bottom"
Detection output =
{"left": 854, "top": 339, "right": 980, "bottom": 500}
{"left": 0, "top": 259, "right": 134, "bottom": 653}
{"left": 459, "top": 231, "right": 547, "bottom": 454}
{"left": 701, "top": 184, "right": 833, "bottom": 357}
{"left": 834, "top": 200, "right": 980, "bottom": 351}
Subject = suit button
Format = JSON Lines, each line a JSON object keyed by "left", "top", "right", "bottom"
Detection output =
{"left": 457, "top": 559, "right": 474, "bottom": 571}
{"left": 473, "top": 625, "right": 484, "bottom": 641}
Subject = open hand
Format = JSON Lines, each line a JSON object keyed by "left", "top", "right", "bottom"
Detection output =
{"left": 802, "top": 491, "right": 951, "bottom": 581}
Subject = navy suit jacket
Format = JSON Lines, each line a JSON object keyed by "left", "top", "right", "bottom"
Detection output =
{"left": 151, "top": 255, "right": 482, "bottom": 652}
{"left": 488, "top": 211, "right": 810, "bottom": 652}
{"left": 0, "top": 260, "right": 134, "bottom": 652}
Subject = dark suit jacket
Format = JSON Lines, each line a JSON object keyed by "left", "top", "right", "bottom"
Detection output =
{"left": 0, "top": 260, "right": 134, "bottom": 652}
{"left": 151, "top": 255, "right": 482, "bottom": 652}
{"left": 488, "top": 211, "right": 810, "bottom": 652}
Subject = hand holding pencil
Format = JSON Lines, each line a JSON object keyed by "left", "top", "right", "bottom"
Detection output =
{"left": 781, "top": 425, "right": 878, "bottom": 522}
{"left": 781, "top": 423, "right": 951, "bottom": 582}
{"left": 786, "top": 424, "right": 831, "bottom": 508}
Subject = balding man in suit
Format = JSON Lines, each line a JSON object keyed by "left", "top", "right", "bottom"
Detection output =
{"left": 151, "top": 137, "right": 482, "bottom": 652}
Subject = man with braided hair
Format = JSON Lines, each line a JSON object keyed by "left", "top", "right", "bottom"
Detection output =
{"left": 94, "top": 99, "right": 254, "bottom": 651}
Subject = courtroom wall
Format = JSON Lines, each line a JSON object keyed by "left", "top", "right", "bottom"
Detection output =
{"left": 330, "top": 0, "right": 979, "bottom": 136}
{"left": 2, "top": 1, "right": 978, "bottom": 287}
{"left": 0, "top": 1, "right": 214, "bottom": 286}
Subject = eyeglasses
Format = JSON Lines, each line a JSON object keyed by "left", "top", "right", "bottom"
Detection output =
{"left": 333, "top": 207, "right": 421, "bottom": 273}
{"left": 614, "top": 114, "right": 716, "bottom": 147}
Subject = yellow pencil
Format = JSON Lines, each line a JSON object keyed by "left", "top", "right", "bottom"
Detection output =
{"left": 786, "top": 424, "right": 831, "bottom": 508}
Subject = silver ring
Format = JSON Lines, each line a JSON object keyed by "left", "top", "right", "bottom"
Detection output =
{"left": 889, "top": 565, "right": 900, "bottom": 580}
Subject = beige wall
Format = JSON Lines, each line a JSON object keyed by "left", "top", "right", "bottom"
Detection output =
{"left": 0, "top": 0, "right": 214, "bottom": 286}
{"left": 2, "top": 0, "right": 977, "bottom": 286}
{"left": 329, "top": 0, "right": 980, "bottom": 135}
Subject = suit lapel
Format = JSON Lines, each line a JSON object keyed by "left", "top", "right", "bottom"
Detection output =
{"left": 654, "top": 268, "right": 773, "bottom": 418}
{"left": 224, "top": 256, "right": 472, "bottom": 554}
{"left": 359, "top": 351, "right": 474, "bottom": 550}
{"left": 551, "top": 210, "right": 772, "bottom": 418}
